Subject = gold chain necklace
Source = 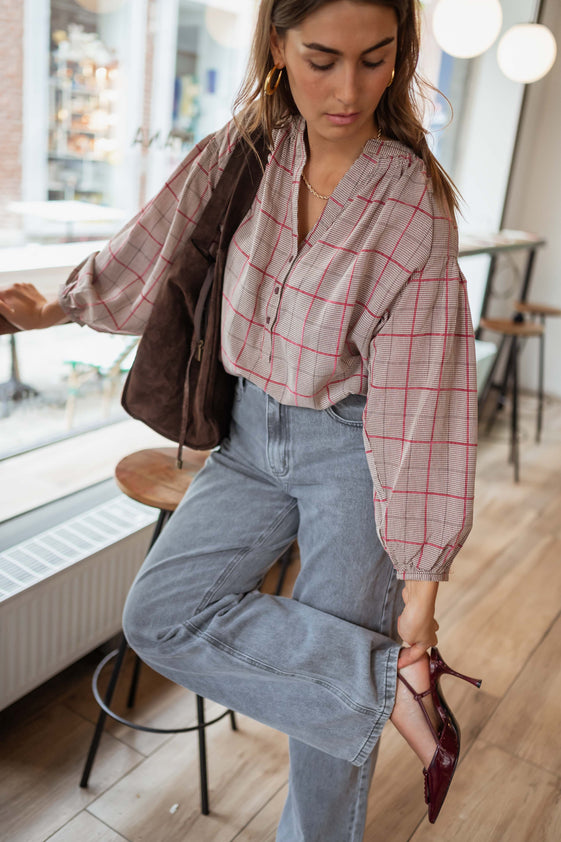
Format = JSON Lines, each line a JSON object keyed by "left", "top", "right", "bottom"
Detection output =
{"left": 301, "top": 126, "right": 382, "bottom": 201}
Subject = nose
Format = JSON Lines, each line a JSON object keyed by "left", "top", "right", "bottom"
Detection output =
{"left": 335, "top": 65, "right": 359, "bottom": 108}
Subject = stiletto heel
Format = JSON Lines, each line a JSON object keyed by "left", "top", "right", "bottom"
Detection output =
{"left": 429, "top": 647, "right": 482, "bottom": 689}
{"left": 397, "top": 647, "right": 482, "bottom": 824}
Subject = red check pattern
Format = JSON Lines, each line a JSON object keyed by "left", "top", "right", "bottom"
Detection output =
{"left": 59, "top": 118, "right": 477, "bottom": 581}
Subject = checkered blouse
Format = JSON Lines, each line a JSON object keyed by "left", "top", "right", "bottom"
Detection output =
{"left": 59, "top": 117, "right": 477, "bottom": 581}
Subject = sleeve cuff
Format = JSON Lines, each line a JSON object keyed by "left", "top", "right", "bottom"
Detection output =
{"left": 394, "top": 569, "right": 450, "bottom": 582}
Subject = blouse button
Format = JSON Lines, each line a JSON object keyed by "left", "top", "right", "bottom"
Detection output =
{"left": 274, "top": 286, "right": 280, "bottom": 294}
{"left": 266, "top": 316, "right": 271, "bottom": 324}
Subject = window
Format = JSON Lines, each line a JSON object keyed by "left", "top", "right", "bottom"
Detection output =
{"left": 0, "top": 0, "right": 253, "bottom": 519}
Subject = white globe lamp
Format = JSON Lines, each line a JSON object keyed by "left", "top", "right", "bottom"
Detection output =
{"left": 497, "top": 24, "right": 557, "bottom": 83}
{"left": 433, "top": 0, "right": 503, "bottom": 59}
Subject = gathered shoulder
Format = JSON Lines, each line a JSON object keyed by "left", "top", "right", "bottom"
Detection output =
{"left": 366, "top": 139, "right": 458, "bottom": 268}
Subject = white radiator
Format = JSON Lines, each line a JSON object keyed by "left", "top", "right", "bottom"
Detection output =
{"left": 0, "top": 497, "right": 157, "bottom": 711}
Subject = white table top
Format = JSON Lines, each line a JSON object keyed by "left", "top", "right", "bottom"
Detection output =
{"left": 0, "top": 241, "right": 108, "bottom": 295}
{"left": 459, "top": 229, "right": 546, "bottom": 257}
{"left": 8, "top": 201, "right": 128, "bottom": 224}
{"left": 0, "top": 240, "right": 107, "bottom": 273}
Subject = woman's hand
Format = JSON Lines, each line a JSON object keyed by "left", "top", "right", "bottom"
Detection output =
{"left": 0, "top": 284, "right": 67, "bottom": 330}
{"left": 397, "top": 580, "right": 439, "bottom": 669}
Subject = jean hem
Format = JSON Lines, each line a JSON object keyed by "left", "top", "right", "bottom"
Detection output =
{"left": 351, "top": 643, "right": 400, "bottom": 766}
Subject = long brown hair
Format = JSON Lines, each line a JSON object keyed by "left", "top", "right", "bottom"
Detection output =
{"left": 233, "top": 0, "right": 461, "bottom": 219}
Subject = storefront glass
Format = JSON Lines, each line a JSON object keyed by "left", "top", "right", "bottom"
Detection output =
{"left": 48, "top": 3, "right": 125, "bottom": 206}
{"left": 0, "top": 0, "right": 253, "bottom": 494}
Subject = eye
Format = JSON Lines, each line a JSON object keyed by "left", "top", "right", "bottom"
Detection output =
{"left": 308, "top": 61, "right": 335, "bottom": 72}
{"left": 363, "top": 59, "right": 384, "bottom": 69}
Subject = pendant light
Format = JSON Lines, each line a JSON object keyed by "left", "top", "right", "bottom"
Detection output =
{"left": 497, "top": 24, "right": 558, "bottom": 84}
{"left": 432, "top": 0, "right": 503, "bottom": 59}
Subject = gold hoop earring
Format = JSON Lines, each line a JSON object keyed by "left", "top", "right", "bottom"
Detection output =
{"left": 387, "top": 68, "right": 395, "bottom": 88}
{"left": 264, "top": 65, "right": 283, "bottom": 96}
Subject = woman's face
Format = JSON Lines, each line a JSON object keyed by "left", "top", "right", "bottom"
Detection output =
{"left": 270, "top": 1, "right": 398, "bottom": 151}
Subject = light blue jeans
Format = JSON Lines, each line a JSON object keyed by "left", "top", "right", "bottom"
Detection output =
{"left": 123, "top": 377, "right": 403, "bottom": 841}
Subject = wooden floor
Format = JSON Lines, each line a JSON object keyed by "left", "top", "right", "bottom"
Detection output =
{"left": 2, "top": 395, "right": 561, "bottom": 841}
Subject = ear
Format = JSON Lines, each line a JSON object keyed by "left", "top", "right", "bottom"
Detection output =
{"left": 269, "top": 25, "right": 286, "bottom": 67}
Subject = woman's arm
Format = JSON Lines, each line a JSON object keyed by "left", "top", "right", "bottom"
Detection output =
{"left": 363, "top": 242, "right": 476, "bottom": 664}
{"left": 397, "top": 580, "right": 439, "bottom": 667}
{"left": 364, "top": 250, "right": 477, "bottom": 581}
{"left": 0, "top": 283, "right": 68, "bottom": 330}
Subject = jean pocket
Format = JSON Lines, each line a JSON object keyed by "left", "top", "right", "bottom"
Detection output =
{"left": 325, "top": 394, "right": 366, "bottom": 427}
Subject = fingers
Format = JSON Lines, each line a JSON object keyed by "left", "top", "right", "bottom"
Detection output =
{"left": 1, "top": 285, "right": 39, "bottom": 303}
{"left": 0, "top": 284, "right": 48, "bottom": 330}
{"left": 0, "top": 289, "right": 21, "bottom": 313}
{"left": 0, "top": 297, "right": 16, "bottom": 316}
{"left": 397, "top": 643, "right": 428, "bottom": 669}
{"left": 397, "top": 599, "right": 439, "bottom": 670}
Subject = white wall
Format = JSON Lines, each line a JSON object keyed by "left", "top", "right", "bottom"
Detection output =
{"left": 454, "top": 0, "right": 537, "bottom": 233}
{"left": 503, "top": 0, "right": 561, "bottom": 397}
{"left": 450, "top": 0, "right": 537, "bottom": 328}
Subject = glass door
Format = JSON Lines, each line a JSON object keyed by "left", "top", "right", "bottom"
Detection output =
{"left": 145, "top": 0, "right": 254, "bottom": 199}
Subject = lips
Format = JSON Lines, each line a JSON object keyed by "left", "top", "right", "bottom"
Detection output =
{"left": 325, "top": 112, "right": 360, "bottom": 125}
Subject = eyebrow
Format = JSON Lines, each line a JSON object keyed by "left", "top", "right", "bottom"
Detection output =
{"left": 302, "top": 36, "right": 395, "bottom": 56}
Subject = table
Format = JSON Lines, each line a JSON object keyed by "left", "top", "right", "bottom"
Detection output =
{"left": 8, "top": 201, "right": 127, "bottom": 240}
{"left": 458, "top": 229, "right": 546, "bottom": 335}
{"left": 458, "top": 230, "right": 548, "bottom": 422}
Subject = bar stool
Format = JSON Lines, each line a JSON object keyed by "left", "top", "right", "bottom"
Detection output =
{"left": 478, "top": 318, "right": 544, "bottom": 482}
{"left": 80, "top": 446, "right": 294, "bottom": 815}
{"left": 513, "top": 301, "right": 561, "bottom": 443}
{"left": 79, "top": 447, "right": 228, "bottom": 815}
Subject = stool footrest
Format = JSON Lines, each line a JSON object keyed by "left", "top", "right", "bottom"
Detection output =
{"left": 92, "top": 648, "right": 235, "bottom": 734}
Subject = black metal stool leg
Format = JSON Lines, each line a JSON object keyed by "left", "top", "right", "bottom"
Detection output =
{"left": 483, "top": 335, "right": 508, "bottom": 434}
{"left": 82, "top": 507, "right": 170, "bottom": 786}
{"left": 124, "top": 509, "right": 170, "bottom": 708}
{"left": 80, "top": 634, "right": 128, "bottom": 787}
{"left": 537, "top": 316, "right": 545, "bottom": 443}
{"left": 196, "top": 695, "right": 210, "bottom": 815}
{"left": 510, "top": 337, "right": 520, "bottom": 482}
{"left": 127, "top": 654, "right": 143, "bottom": 708}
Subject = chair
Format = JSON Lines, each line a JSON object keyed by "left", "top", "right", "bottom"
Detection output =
{"left": 513, "top": 301, "right": 561, "bottom": 443}
{"left": 478, "top": 318, "right": 544, "bottom": 482}
{"left": 80, "top": 447, "right": 293, "bottom": 815}
{"left": 64, "top": 335, "right": 139, "bottom": 428}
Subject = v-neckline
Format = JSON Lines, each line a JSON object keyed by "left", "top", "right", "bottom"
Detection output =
{"left": 293, "top": 121, "right": 371, "bottom": 254}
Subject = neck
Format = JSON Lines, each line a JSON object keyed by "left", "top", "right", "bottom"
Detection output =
{"left": 306, "top": 130, "right": 360, "bottom": 170}
{"left": 304, "top": 121, "right": 378, "bottom": 177}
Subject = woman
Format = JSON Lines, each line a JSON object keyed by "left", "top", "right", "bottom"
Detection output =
{"left": 0, "top": 1, "right": 480, "bottom": 838}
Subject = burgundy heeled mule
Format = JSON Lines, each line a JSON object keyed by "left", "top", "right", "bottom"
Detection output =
{"left": 397, "top": 646, "right": 482, "bottom": 823}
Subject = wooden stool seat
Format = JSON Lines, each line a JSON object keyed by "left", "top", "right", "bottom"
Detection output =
{"left": 478, "top": 317, "right": 543, "bottom": 338}
{"left": 514, "top": 301, "right": 561, "bottom": 318}
{"left": 115, "top": 447, "right": 209, "bottom": 511}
